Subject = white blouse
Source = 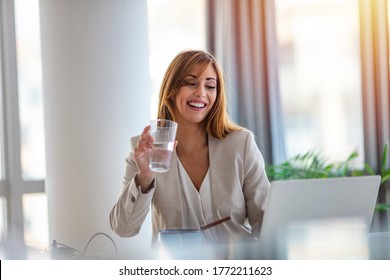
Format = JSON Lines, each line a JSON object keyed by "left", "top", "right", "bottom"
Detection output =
{"left": 176, "top": 158, "right": 219, "bottom": 243}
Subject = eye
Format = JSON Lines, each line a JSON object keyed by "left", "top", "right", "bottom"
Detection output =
{"left": 205, "top": 83, "right": 216, "bottom": 90}
{"left": 184, "top": 80, "right": 197, "bottom": 87}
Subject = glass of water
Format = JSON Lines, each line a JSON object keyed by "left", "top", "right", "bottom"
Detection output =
{"left": 149, "top": 119, "right": 178, "bottom": 172}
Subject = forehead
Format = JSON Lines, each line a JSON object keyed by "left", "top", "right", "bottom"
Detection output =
{"left": 187, "top": 63, "right": 217, "bottom": 79}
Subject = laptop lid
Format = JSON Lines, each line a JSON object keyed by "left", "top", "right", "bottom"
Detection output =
{"left": 258, "top": 175, "right": 381, "bottom": 259}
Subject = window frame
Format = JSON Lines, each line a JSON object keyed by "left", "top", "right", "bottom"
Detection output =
{"left": 0, "top": 0, "right": 45, "bottom": 259}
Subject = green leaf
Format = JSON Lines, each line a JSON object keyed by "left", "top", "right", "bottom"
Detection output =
{"left": 375, "top": 203, "right": 390, "bottom": 212}
{"left": 346, "top": 150, "right": 359, "bottom": 162}
{"left": 351, "top": 170, "right": 365, "bottom": 176}
{"left": 381, "top": 174, "right": 390, "bottom": 185}
{"left": 364, "top": 163, "right": 376, "bottom": 175}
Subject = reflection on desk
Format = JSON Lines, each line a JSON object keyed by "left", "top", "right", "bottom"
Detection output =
{"left": 155, "top": 218, "right": 390, "bottom": 260}
{"left": 1, "top": 231, "right": 389, "bottom": 260}
{"left": 368, "top": 232, "right": 390, "bottom": 260}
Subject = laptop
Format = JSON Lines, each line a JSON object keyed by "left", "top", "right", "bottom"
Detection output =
{"left": 257, "top": 175, "right": 381, "bottom": 259}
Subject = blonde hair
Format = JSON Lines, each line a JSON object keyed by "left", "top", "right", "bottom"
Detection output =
{"left": 157, "top": 50, "right": 242, "bottom": 139}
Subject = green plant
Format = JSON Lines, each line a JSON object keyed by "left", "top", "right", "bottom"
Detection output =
{"left": 266, "top": 143, "right": 390, "bottom": 211}
{"left": 266, "top": 150, "right": 360, "bottom": 181}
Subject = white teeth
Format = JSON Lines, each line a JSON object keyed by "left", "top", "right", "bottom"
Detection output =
{"left": 189, "top": 102, "right": 205, "bottom": 108}
{"left": 191, "top": 102, "right": 204, "bottom": 108}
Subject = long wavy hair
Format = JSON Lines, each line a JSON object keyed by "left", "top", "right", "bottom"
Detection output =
{"left": 157, "top": 50, "right": 242, "bottom": 139}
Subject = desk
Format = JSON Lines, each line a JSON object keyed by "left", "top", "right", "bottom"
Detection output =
{"left": 1, "top": 232, "right": 389, "bottom": 260}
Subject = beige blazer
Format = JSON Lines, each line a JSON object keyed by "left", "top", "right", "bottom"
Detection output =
{"left": 110, "top": 130, "right": 270, "bottom": 243}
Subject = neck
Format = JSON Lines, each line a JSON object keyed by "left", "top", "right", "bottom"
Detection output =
{"left": 176, "top": 123, "right": 208, "bottom": 154}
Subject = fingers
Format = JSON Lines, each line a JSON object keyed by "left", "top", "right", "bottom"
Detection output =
{"left": 137, "top": 125, "right": 154, "bottom": 149}
{"left": 142, "top": 125, "right": 151, "bottom": 135}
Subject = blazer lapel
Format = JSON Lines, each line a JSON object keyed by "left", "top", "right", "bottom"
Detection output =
{"left": 208, "top": 134, "right": 218, "bottom": 191}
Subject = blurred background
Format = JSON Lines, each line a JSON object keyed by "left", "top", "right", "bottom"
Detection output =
{"left": 0, "top": 0, "right": 389, "bottom": 259}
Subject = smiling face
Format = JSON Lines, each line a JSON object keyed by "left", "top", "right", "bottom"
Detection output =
{"left": 173, "top": 63, "right": 217, "bottom": 126}
{"left": 157, "top": 50, "right": 233, "bottom": 138}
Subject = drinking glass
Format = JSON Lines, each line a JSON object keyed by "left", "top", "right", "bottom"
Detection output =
{"left": 149, "top": 119, "right": 177, "bottom": 172}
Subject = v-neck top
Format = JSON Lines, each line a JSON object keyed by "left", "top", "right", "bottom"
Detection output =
{"left": 177, "top": 158, "right": 218, "bottom": 242}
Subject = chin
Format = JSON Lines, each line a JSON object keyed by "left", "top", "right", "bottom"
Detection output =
{"left": 186, "top": 118, "right": 206, "bottom": 124}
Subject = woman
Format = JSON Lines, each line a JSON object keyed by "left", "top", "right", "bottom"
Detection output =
{"left": 110, "top": 50, "right": 270, "bottom": 245}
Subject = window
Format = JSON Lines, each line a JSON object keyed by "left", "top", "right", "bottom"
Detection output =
{"left": 22, "top": 193, "right": 48, "bottom": 252}
{"left": 0, "top": 0, "right": 47, "bottom": 257}
{"left": 14, "top": 0, "right": 46, "bottom": 180}
{"left": 275, "top": 0, "right": 364, "bottom": 166}
{"left": 14, "top": 0, "right": 47, "bottom": 250}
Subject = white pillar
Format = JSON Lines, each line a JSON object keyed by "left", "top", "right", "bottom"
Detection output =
{"left": 40, "top": 0, "right": 153, "bottom": 259}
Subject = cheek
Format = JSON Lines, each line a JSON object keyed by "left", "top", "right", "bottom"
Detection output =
{"left": 174, "top": 95, "right": 186, "bottom": 114}
{"left": 209, "top": 94, "right": 217, "bottom": 107}
{"left": 175, "top": 90, "right": 188, "bottom": 106}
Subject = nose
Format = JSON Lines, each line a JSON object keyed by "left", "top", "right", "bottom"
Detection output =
{"left": 194, "top": 85, "right": 206, "bottom": 97}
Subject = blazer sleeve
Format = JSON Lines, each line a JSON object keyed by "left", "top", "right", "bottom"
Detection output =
{"left": 242, "top": 131, "right": 270, "bottom": 238}
{"left": 109, "top": 136, "right": 156, "bottom": 237}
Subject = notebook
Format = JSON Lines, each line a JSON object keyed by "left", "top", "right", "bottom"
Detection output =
{"left": 257, "top": 175, "right": 381, "bottom": 259}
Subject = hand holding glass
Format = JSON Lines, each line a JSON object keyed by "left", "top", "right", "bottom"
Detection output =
{"left": 149, "top": 119, "right": 178, "bottom": 172}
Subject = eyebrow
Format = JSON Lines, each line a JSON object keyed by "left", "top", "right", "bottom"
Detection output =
{"left": 186, "top": 74, "right": 217, "bottom": 82}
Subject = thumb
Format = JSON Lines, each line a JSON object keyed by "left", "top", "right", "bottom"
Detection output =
{"left": 174, "top": 140, "right": 178, "bottom": 150}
